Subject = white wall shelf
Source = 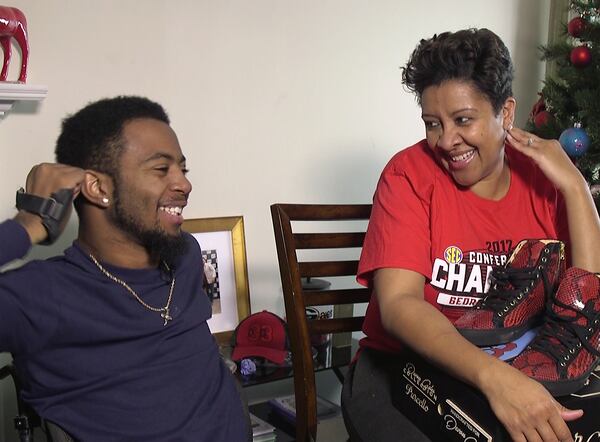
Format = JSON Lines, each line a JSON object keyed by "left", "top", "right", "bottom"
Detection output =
{"left": 0, "top": 82, "right": 48, "bottom": 117}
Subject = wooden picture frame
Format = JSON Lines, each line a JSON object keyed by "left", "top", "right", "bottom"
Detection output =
{"left": 183, "top": 216, "right": 250, "bottom": 345}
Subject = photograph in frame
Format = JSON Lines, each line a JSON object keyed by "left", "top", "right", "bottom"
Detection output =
{"left": 183, "top": 216, "right": 251, "bottom": 345}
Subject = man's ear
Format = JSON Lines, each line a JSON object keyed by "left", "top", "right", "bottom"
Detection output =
{"left": 502, "top": 97, "right": 516, "bottom": 130}
{"left": 80, "top": 170, "right": 113, "bottom": 208}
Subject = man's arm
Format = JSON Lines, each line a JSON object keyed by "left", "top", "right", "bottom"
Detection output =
{"left": 0, "top": 219, "right": 33, "bottom": 266}
{"left": 12, "top": 163, "right": 85, "bottom": 245}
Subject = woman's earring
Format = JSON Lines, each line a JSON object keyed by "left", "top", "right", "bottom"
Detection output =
{"left": 102, "top": 197, "right": 109, "bottom": 204}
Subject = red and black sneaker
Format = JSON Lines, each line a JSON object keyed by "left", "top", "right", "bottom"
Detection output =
{"left": 455, "top": 239, "right": 565, "bottom": 346}
{"left": 511, "top": 267, "right": 600, "bottom": 397}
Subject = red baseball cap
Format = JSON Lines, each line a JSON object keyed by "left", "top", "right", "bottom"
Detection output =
{"left": 231, "top": 311, "right": 289, "bottom": 365}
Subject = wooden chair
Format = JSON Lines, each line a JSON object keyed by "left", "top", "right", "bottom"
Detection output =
{"left": 270, "top": 203, "right": 372, "bottom": 442}
{"left": 0, "top": 362, "right": 39, "bottom": 441}
{"left": 0, "top": 362, "right": 74, "bottom": 441}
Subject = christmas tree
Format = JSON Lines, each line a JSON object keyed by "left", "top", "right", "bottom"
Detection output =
{"left": 527, "top": 0, "right": 600, "bottom": 205}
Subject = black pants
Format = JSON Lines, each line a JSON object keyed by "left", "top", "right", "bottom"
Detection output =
{"left": 341, "top": 348, "right": 430, "bottom": 442}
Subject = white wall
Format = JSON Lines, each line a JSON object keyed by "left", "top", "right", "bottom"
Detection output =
{"left": 1, "top": 0, "right": 550, "bottom": 438}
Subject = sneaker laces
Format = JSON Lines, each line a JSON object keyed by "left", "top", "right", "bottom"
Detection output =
{"left": 478, "top": 266, "right": 550, "bottom": 312}
{"left": 530, "top": 299, "right": 600, "bottom": 362}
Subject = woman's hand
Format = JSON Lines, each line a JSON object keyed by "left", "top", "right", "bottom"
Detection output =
{"left": 508, "top": 125, "right": 600, "bottom": 272}
{"left": 506, "top": 126, "right": 586, "bottom": 195}
{"left": 481, "top": 359, "right": 582, "bottom": 442}
{"left": 375, "top": 268, "right": 583, "bottom": 441}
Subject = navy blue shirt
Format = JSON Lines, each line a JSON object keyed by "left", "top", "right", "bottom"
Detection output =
{"left": 0, "top": 220, "right": 248, "bottom": 441}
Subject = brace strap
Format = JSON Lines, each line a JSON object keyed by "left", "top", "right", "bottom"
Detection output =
{"left": 15, "top": 188, "right": 73, "bottom": 245}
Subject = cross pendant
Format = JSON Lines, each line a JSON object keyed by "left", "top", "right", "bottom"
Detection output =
{"left": 161, "top": 308, "right": 172, "bottom": 326}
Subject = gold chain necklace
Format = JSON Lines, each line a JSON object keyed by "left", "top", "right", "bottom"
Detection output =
{"left": 89, "top": 254, "right": 175, "bottom": 326}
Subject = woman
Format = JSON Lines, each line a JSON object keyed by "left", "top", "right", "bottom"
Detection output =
{"left": 342, "top": 28, "right": 600, "bottom": 442}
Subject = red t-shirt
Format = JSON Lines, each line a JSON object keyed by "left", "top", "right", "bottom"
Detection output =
{"left": 357, "top": 139, "right": 568, "bottom": 354}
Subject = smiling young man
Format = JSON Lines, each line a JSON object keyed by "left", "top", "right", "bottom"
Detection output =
{"left": 0, "top": 96, "right": 250, "bottom": 441}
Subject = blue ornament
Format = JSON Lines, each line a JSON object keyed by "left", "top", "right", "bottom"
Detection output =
{"left": 559, "top": 126, "right": 590, "bottom": 157}
{"left": 240, "top": 358, "right": 256, "bottom": 376}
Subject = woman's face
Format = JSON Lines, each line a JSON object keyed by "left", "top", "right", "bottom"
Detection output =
{"left": 421, "top": 80, "right": 515, "bottom": 199}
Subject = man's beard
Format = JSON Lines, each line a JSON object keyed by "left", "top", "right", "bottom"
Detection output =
{"left": 110, "top": 187, "right": 188, "bottom": 267}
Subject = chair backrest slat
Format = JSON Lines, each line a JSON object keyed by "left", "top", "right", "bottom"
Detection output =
{"left": 307, "top": 317, "right": 364, "bottom": 335}
{"left": 303, "top": 288, "right": 371, "bottom": 307}
{"left": 276, "top": 203, "right": 371, "bottom": 220}
{"left": 293, "top": 232, "right": 366, "bottom": 249}
{"left": 298, "top": 260, "right": 359, "bottom": 278}
{"left": 270, "top": 203, "right": 372, "bottom": 442}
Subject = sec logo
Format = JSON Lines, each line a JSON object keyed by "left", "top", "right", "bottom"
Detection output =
{"left": 444, "top": 246, "right": 463, "bottom": 264}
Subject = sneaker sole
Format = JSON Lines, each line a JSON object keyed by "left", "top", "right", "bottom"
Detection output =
{"left": 457, "top": 317, "right": 541, "bottom": 347}
{"left": 539, "top": 358, "right": 600, "bottom": 397}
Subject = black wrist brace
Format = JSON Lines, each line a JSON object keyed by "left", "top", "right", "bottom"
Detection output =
{"left": 15, "top": 188, "right": 73, "bottom": 245}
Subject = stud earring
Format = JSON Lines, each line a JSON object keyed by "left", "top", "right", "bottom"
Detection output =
{"left": 102, "top": 197, "right": 109, "bottom": 204}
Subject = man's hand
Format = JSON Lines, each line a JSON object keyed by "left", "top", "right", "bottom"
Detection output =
{"left": 14, "top": 163, "right": 85, "bottom": 245}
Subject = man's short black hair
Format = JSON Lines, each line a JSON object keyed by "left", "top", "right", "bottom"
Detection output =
{"left": 401, "top": 28, "right": 514, "bottom": 114}
{"left": 55, "top": 96, "right": 170, "bottom": 177}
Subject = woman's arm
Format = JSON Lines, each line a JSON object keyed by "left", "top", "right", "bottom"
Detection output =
{"left": 507, "top": 127, "right": 600, "bottom": 272}
{"left": 375, "top": 267, "right": 581, "bottom": 442}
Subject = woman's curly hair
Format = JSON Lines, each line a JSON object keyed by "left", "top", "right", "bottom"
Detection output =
{"left": 401, "top": 28, "right": 514, "bottom": 114}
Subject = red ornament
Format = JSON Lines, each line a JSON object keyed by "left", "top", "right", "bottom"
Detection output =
{"left": 529, "top": 93, "right": 545, "bottom": 119}
{"left": 570, "top": 45, "right": 592, "bottom": 68}
{"left": 568, "top": 16, "right": 587, "bottom": 38}
{"left": 533, "top": 110, "right": 553, "bottom": 129}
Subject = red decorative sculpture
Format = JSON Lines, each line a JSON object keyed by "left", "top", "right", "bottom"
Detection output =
{"left": 0, "top": 6, "right": 28, "bottom": 82}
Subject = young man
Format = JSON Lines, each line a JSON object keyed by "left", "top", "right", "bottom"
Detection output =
{"left": 1, "top": 96, "right": 250, "bottom": 441}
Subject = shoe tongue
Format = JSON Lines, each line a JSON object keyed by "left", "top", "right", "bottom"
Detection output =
{"left": 552, "top": 268, "right": 600, "bottom": 321}
{"left": 508, "top": 240, "right": 545, "bottom": 268}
